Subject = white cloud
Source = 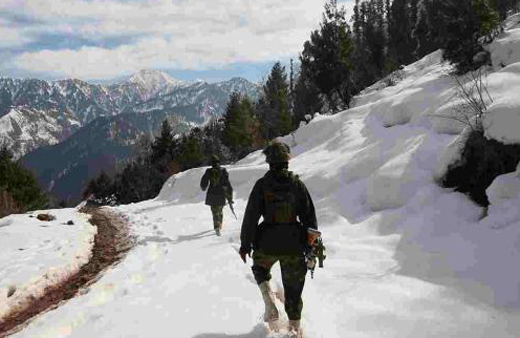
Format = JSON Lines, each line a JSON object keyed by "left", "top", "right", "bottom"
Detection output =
{"left": 0, "top": 27, "right": 33, "bottom": 48}
{"left": 1, "top": 0, "right": 355, "bottom": 79}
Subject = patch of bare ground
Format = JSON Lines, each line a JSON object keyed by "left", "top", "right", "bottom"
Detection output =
{"left": 0, "top": 206, "right": 134, "bottom": 337}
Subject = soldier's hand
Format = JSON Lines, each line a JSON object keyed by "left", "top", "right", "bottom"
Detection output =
{"left": 239, "top": 247, "right": 250, "bottom": 264}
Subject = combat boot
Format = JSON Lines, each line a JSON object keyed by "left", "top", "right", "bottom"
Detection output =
{"left": 288, "top": 320, "right": 302, "bottom": 338}
{"left": 215, "top": 228, "right": 221, "bottom": 236}
{"left": 258, "top": 281, "right": 279, "bottom": 322}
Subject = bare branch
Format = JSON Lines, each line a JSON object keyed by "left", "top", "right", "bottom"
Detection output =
{"left": 442, "top": 69, "right": 493, "bottom": 132}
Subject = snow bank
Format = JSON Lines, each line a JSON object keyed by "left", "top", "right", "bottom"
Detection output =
{"left": 482, "top": 14, "right": 520, "bottom": 144}
{"left": 486, "top": 166, "right": 520, "bottom": 204}
{"left": 483, "top": 62, "right": 520, "bottom": 144}
{"left": 484, "top": 161, "right": 520, "bottom": 231}
{"left": 0, "top": 209, "right": 95, "bottom": 319}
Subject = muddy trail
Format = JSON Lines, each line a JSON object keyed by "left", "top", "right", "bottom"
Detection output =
{"left": 0, "top": 206, "right": 134, "bottom": 337}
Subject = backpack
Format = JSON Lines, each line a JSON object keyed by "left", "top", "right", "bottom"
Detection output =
{"left": 209, "top": 167, "right": 222, "bottom": 187}
{"left": 256, "top": 172, "right": 305, "bottom": 254}
{"left": 208, "top": 167, "right": 231, "bottom": 199}
{"left": 263, "top": 172, "right": 299, "bottom": 224}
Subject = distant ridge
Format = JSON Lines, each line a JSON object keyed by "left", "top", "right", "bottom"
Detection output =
{"left": 0, "top": 73, "right": 260, "bottom": 159}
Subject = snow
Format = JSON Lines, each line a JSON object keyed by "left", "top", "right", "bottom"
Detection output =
{"left": 3, "top": 15, "right": 520, "bottom": 338}
{"left": 127, "top": 70, "right": 188, "bottom": 98}
{"left": 485, "top": 14, "right": 520, "bottom": 143}
{"left": 483, "top": 63, "right": 520, "bottom": 143}
{"left": 0, "top": 208, "right": 96, "bottom": 319}
{"left": 0, "top": 107, "right": 74, "bottom": 158}
{"left": 484, "top": 162, "right": 520, "bottom": 230}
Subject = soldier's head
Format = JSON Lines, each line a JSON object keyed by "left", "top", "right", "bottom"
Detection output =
{"left": 263, "top": 141, "right": 290, "bottom": 172}
{"left": 211, "top": 155, "right": 220, "bottom": 168}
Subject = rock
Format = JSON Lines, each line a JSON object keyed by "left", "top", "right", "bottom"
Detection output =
{"left": 37, "top": 213, "right": 56, "bottom": 221}
{"left": 67, "top": 220, "right": 74, "bottom": 225}
{"left": 473, "top": 50, "right": 492, "bottom": 67}
{"left": 7, "top": 285, "right": 16, "bottom": 298}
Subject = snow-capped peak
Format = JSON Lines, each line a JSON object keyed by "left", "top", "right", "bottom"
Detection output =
{"left": 126, "top": 70, "right": 188, "bottom": 97}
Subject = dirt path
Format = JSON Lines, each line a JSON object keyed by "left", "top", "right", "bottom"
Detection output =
{"left": 0, "top": 206, "right": 134, "bottom": 337}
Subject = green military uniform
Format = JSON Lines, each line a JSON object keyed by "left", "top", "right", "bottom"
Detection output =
{"left": 240, "top": 142, "right": 318, "bottom": 323}
{"left": 200, "top": 156, "right": 233, "bottom": 235}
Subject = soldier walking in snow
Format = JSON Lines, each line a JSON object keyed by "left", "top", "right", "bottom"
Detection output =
{"left": 200, "top": 155, "right": 233, "bottom": 236}
{"left": 239, "top": 141, "right": 318, "bottom": 338}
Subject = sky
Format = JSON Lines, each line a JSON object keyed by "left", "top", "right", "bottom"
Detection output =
{"left": 0, "top": 0, "right": 354, "bottom": 83}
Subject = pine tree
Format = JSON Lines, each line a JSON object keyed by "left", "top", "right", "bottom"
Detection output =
{"left": 257, "top": 62, "right": 291, "bottom": 139}
{"left": 413, "top": 0, "right": 447, "bottom": 58}
{"left": 352, "top": 0, "right": 376, "bottom": 89}
{"left": 438, "top": 0, "right": 498, "bottom": 73}
{"left": 409, "top": 0, "right": 419, "bottom": 48}
{"left": 475, "top": 0, "right": 500, "bottom": 42}
{"left": 293, "top": 68, "right": 324, "bottom": 127}
{"left": 0, "top": 145, "right": 47, "bottom": 213}
{"left": 202, "top": 117, "right": 227, "bottom": 163}
{"left": 301, "top": 0, "right": 355, "bottom": 110}
{"left": 492, "top": 0, "right": 520, "bottom": 19}
{"left": 367, "top": 0, "right": 388, "bottom": 76}
{"left": 413, "top": 0, "right": 434, "bottom": 58}
{"left": 177, "top": 134, "right": 205, "bottom": 170}
{"left": 388, "top": 0, "right": 416, "bottom": 65}
{"left": 351, "top": 0, "right": 390, "bottom": 88}
{"left": 353, "top": 0, "right": 362, "bottom": 39}
{"left": 151, "top": 119, "right": 175, "bottom": 163}
{"left": 222, "top": 92, "right": 255, "bottom": 154}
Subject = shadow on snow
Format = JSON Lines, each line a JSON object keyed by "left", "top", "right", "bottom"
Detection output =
{"left": 191, "top": 324, "right": 274, "bottom": 338}
{"left": 138, "top": 230, "right": 215, "bottom": 246}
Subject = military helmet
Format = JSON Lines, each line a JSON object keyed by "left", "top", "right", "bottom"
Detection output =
{"left": 263, "top": 141, "right": 291, "bottom": 164}
{"left": 211, "top": 155, "right": 220, "bottom": 165}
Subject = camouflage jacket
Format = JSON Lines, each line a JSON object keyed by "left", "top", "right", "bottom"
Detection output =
{"left": 240, "top": 170, "right": 318, "bottom": 255}
{"left": 200, "top": 166, "right": 233, "bottom": 206}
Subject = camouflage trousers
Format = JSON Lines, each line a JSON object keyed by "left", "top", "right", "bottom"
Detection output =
{"left": 251, "top": 250, "right": 307, "bottom": 320}
{"left": 210, "top": 205, "right": 223, "bottom": 230}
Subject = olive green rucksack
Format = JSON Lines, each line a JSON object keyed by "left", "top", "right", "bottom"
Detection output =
{"left": 209, "top": 167, "right": 222, "bottom": 187}
{"left": 263, "top": 172, "right": 299, "bottom": 224}
{"left": 209, "top": 167, "right": 231, "bottom": 199}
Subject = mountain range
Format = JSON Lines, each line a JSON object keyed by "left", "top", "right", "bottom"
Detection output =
{"left": 0, "top": 70, "right": 260, "bottom": 159}
{"left": 0, "top": 70, "right": 260, "bottom": 204}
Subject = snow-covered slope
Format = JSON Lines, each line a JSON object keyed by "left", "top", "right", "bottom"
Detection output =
{"left": 3, "top": 17, "right": 520, "bottom": 338}
{"left": 0, "top": 107, "right": 80, "bottom": 158}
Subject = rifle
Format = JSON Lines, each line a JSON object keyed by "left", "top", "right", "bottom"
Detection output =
{"left": 305, "top": 228, "right": 327, "bottom": 279}
{"left": 227, "top": 198, "right": 237, "bottom": 220}
{"left": 223, "top": 184, "right": 237, "bottom": 220}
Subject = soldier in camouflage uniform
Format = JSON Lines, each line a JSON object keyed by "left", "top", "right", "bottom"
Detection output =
{"left": 239, "top": 141, "right": 318, "bottom": 337}
{"left": 200, "top": 155, "right": 233, "bottom": 236}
